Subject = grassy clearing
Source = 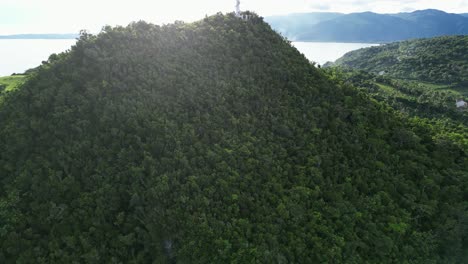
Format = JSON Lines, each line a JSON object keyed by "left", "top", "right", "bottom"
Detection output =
{"left": 0, "top": 75, "right": 26, "bottom": 92}
{"left": 0, "top": 75, "right": 26, "bottom": 105}
{"left": 375, "top": 82, "right": 408, "bottom": 98}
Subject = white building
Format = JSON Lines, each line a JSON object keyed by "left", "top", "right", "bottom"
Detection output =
{"left": 456, "top": 99, "right": 467, "bottom": 108}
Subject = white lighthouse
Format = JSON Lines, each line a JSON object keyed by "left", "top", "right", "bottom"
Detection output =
{"left": 235, "top": 0, "right": 241, "bottom": 17}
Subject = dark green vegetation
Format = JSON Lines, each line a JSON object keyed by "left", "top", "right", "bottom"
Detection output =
{"left": 0, "top": 34, "right": 78, "bottom": 39}
{"left": 1, "top": 13, "right": 467, "bottom": 263}
{"left": 266, "top": 9, "right": 468, "bottom": 43}
{"left": 331, "top": 36, "right": 468, "bottom": 86}
{"left": 326, "top": 35, "right": 467, "bottom": 157}
{"left": 324, "top": 69, "right": 467, "bottom": 147}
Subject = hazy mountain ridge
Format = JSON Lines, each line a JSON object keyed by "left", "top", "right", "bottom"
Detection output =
{"left": 0, "top": 12, "right": 466, "bottom": 263}
{"left": 267, "top": 9, "right": 468, "bottom": 42}
{"left": 265, "top": 12, "right": 344, "bottom": 39}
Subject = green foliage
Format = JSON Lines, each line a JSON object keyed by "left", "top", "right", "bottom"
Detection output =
{"left": 332, "top": 35, "right": 468, "bottom": 86}
{"left": 324, "top": 68, "right": 468, "bottom": 149}
{"left": 0, "top": 75, "right": 25, "bottom": 92}
{"left": 0, "top": 75, "right": 26, "bottom": 104}
{"left": 0, "top": 12, "right": 466, "bottom": 263}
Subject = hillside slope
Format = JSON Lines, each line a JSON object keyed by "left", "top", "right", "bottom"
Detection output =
{"left": 332, "top": 35, "right": 468, "bottom": 85}
{"left": 0, "top": 75, "right": 25, "bottom": 103}
{"left": 0, "top": 13, "right": 467, "bottom": 263}
{"left": 0, "top": 75, "right": 25, "bottom": 92}
{"left": 323, "top": 68, "right": 468, "bottom": 151}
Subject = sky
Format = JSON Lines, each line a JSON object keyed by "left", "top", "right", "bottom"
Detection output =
{"left": 1, "top": 0, "right": 468, "bottom": 34}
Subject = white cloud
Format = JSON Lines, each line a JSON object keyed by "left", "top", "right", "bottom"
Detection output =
{"left": 1, "top": 0, "right": 468, "bottom": 34}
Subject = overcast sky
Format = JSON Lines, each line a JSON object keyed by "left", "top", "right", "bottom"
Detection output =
{"left": 1, "top": 0, "right": 468, "bottom": 34}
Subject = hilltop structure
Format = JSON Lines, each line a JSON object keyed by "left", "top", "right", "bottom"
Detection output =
{"left": 234, "top": 0, "right": 253, "bottom": 20}
{"left": 235, "top": 0, "right": 241, "bottom": 17}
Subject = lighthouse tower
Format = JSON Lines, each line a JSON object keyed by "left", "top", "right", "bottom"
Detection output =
{"left": 235, "top": 0, "right": 241, "bottom": 17}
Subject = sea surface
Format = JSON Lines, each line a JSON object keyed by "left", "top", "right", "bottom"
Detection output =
{"left": 0, "top": 40, "right": 377, "bottom": 76}
{"left": 292, "top": 42, "right": 379, "bottom": 65}
{"left": 0, "top": 39, "right": 76, "bottom": 76}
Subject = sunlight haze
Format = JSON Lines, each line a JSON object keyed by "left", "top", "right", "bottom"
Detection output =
{"left": 1, "top": 0, "right": 468, "bottom": 34}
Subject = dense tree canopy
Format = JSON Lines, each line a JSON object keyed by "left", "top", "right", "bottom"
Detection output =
{"left": 331, "top": 36, "right": 468, "bottom": 85}
{"left": 0, "top": 12, "right": 467, "bottom": 263}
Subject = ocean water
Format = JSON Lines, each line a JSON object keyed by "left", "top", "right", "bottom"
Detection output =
{"left": 0, "top": 39, "right": 376, "bottom": 77}
{"left": 292, "top": 42, "right": 379, "bottom": 65}
{"left": 0, "top": 39, "right": 76, "bottom": 76}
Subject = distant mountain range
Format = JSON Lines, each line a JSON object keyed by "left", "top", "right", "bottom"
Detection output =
{"left": 266, "top": 9, "right": 468, "bottom": 43}
{"left": 0, "top": 34, "right": 78, "bottom": 39}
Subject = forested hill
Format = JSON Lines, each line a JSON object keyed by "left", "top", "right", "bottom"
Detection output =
{"left": 331, "top": 35, "right": 468, "bottom": 85}
{"left": 0, "top": 12, "right": 467, "bottom": 263}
